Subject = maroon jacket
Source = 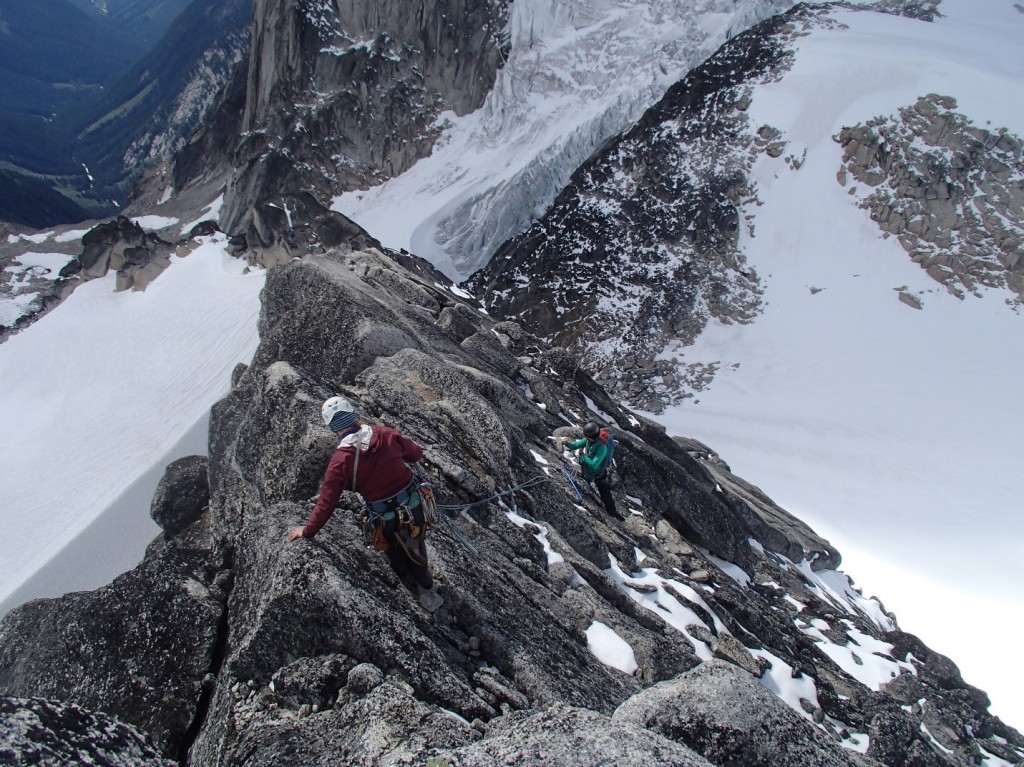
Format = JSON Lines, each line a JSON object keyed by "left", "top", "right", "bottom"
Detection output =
{"left": 302, "top": 425, "right": 424, "bottom": 538}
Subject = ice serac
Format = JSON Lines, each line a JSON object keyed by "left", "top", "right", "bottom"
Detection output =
{"left": 217, "top": 0, "right": 512, "bottom": 233}
{"left": 466, "top": 7, "right": 798, "bottom": 411}
{"left": 431, "top": 0, "right": 796, "bottom": 277}
{"left": 1, "top": 244, "right": 1020, "bottom": 765}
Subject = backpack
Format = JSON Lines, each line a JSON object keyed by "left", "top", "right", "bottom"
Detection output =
{"left": 602, "top": 431, "right": 616, "bottom": 468}
{"left": 589, "top": 430, "right": 615, "bottom": 480}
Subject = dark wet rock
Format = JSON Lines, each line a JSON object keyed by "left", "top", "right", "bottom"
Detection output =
{"left": 150, "top": 455, "right": 210, "bottom": 536}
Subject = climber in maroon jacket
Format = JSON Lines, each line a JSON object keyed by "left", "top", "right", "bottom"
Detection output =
{"left": 287, "top": 396, "right": 442, "bottom": 611}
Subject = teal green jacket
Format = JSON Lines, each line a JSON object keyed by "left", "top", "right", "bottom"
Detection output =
{"left": 567, "top": 437, "right": 610, "bottom": 479}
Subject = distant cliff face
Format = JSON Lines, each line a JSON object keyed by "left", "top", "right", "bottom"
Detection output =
{"left": 1, "top": 241, "right": 1021, "bottom": 765}
{"left": 217, "top": 0, "right": 511, "bottom": 232}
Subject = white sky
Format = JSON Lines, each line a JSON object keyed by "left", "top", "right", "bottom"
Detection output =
{"left": 0, "top": 235, "right": 264, "bottom": 602}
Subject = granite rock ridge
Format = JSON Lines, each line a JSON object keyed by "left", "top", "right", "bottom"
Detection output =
{"left": 0, "top": 245, "right": 1021, "bottom": 766}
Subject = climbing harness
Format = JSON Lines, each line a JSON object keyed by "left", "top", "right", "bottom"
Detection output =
{"left": 365, "top": 479, "right": 419, "bottom": 514}
{"left": 355, "top": 444, "right": 428, "bottom": 559}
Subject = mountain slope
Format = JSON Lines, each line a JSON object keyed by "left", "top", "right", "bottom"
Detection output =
{"left": 0, "top": 0, "right": 144, "bottom": 117}
{"left": 0, "top": 0, "right": 1019, "bottom": 749}
{"left": 0, "top": 0, "right": 248, "bottom": 228}
{"left": 466, "top": 0, "right": 1024, "bottom": 726}
{"left": 64, "top": 0, "right": 196, "bottom": 47}
{"left": 332, "top": 0, "right": 794, "bottom": 278}
{"left": 0, "top": 234, "right": 264, "bottom": 609}
{"left": 2, "top": 245, "right": 1022, "bottom": 765}
{"left": 63, "top": 0, "right": 251, "bottom": 207}
{"left": 0, "top": 0, "right": 146, "bottom": 225}
{"left": 204, "top": 0, "right": 516, "bottom": 235}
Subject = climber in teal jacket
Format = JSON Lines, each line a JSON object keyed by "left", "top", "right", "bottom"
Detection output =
{"left": 559, "top": 421, "right": 621, "bottom": 519}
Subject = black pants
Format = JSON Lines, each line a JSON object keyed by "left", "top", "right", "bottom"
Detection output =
{"left": 593, "top": 476, "right": 619, "bottom": 519}
{"left": 377, "top": 499, "right": 433, "bottom": 590}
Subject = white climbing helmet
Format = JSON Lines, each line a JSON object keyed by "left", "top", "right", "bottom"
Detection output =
{"left": 321, "top": 396, "right": 357, "bottom": 432}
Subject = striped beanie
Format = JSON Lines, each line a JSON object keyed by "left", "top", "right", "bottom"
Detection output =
{"left": 328, "top": 409, "right": 358, "bottom": 432}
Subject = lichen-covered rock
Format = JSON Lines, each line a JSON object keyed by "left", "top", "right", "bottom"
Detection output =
{"left": 0, "top": 696, "right": 174, "bottom": 767}
{"left": 436, "top": 703, "right": 717, "bottom": 766}
{"left": 614, "top": 660, "right": 871, "bottom": 767}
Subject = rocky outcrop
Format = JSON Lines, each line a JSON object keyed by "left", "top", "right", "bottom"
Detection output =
{"left": 0, "top": 514, "right": 227, "bottom": 758}
{"left": 615, "top": 660, "right": 870, "bottom": 767}
{"left": 2, "top": 245, "right": 1020, "bottom": 765}
{"left": 59, "top": 216, "right": 175, "bottom": 291}
{"left": 0, "top": 696, "right": 173, "bottom": 767}
{"left": 225, "top": 192, "right": 384, "bottom": 268}
{"left": 216, "top": 0, "right": 512, "bottom": 232}
{"left": 150, "top": 456, "right": 210, "bottom": 537}
{"left": 836, "top": 94, "right": 1024, "bottom": 305}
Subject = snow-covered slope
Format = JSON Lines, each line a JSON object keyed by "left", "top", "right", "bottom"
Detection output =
{"left": 661, "top": 0, "right": 1024, "bottom": 727}
{"left": 333, "top": 0, "right": 792, "bottom": 278}
{"left": 0, "top": 236, "right": 264, "bottom": 606}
